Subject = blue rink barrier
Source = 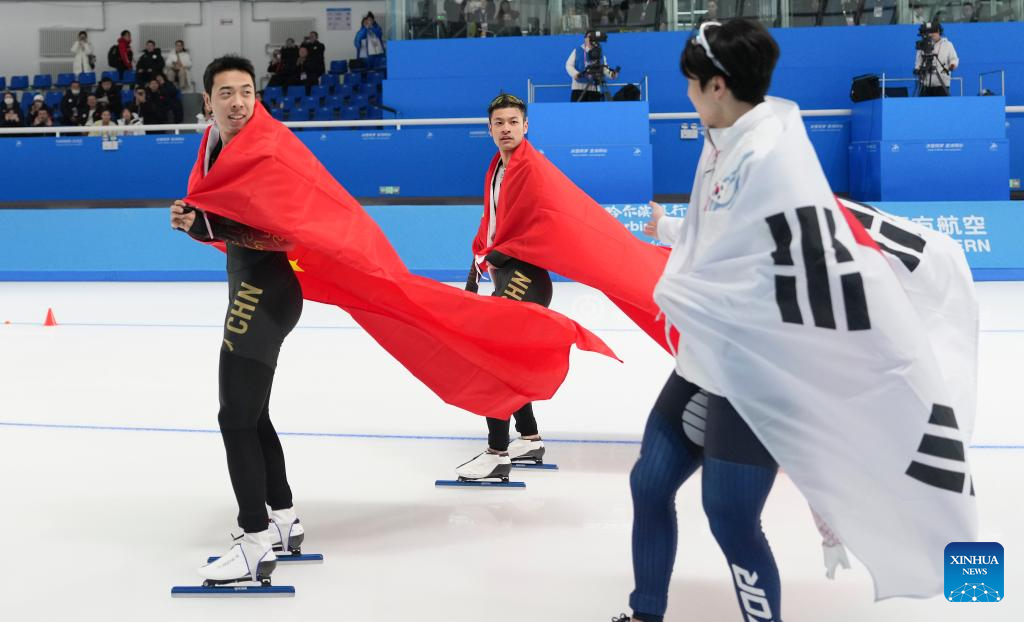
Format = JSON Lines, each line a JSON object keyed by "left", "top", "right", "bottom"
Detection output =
{"left": 0, "top": 201, "right": 1020, "bottom": 282}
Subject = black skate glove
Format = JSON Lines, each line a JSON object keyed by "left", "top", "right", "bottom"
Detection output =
{"left": 465, "top": 257, "right": 480, "bottom": 294}
{"left": 484, "top": 249, "right": 512, "bottom": 268}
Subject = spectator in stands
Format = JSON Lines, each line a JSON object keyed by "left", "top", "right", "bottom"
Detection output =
{"left": 915, "top": 21, "right": 958, "bottom": 96}
{"left": 31, "top": 107, "right": 54, "bottom": 131}
{"left": 93, "top": 75, "right": 121, "bottom": 114}
{"left": 118, "top": 106, "right": 144, "bottom": 135}
{"left": 446, "top": 0, "right": 467, "bottom": 37}
{"left": 155, "top": 72, "right": 184, "bottom": 123}
{"left": 146, "top": 78, "right": 171, "bottom": 123}
{"left": 87, "top": 107, "right": 118, "bottom": 138}
{"left": 910, "top": 3, "right": 927, "bottom": 23}
{"left": 136, "top": 40, "right": 165, "bottom": 86}
{"left": 26, "top": 94, "right": 52, "bottom": 124}
{"left": 266, "top": 49, "right": 295, "bottom": 88}
{"left": 71, "top": 30, "right": 95, "bottom": 74}
{"left": 2, "top": 92, "right": 23, "bottom": 127}
{"left": 565, "top": 30, "right": 619, "bottom": 102}
{"left": 302, "top": 31, "right": 327, "bottom": 77}
{"left": 115, "top": 30, "right": 134, "bottom": 79}
{"left": 293, "top": 46, "right": 321, "bottom": 93}
{"left": 60, "top": 80, "right": 89, "bottom": 126}
{"left": 82, "top": 93, "right": 102, "bottom": 124}
{"left": 195, "top": 100, "right": 213, "bottom": 131}
{"left": 495, "top": 1, "right": 520, "bottom": 34}
{"left": 355, "top": 13, "right": 386, "bottom": 58}
{"left": 128, "top": 85, "right": 161, "bottom": 125}
{"left": 166, "top": 39, "right": 193, "bottom": 92}
{"left": 281, "top": 37, "right": 300, "bottom": 68}
{"left": 960, "top": 2, "right": 980, "bottom": 22}
{"left": 590, "top": 1, "right": 622, "bottom": 28}
{"left": 464, "top": 0, "right": 496, "bottom": 36}
{"left": 698, "top": 0, "right": 718, "bottom": 24}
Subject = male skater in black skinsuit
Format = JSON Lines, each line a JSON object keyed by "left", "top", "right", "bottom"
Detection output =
{"left": 170, "top": 56, "right": 304, "bottom": 586}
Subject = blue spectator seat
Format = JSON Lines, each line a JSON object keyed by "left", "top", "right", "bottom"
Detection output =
{"left": 336, "top": 84, "right": 353, "bottom": 100}
{"left": 366, "top": 106, "right": 384, "bottom": 120}
{"left": 292, "top": 106, "right": 311, "bottom": 121}
{"left": 10, "top": 75, "right": 30, "bottom": 90}
{"left": 341, "top": 105, "right": 359, "bottom": 121}
{"left": 0, "top": 77, "right": 6, "bottom": 91}
{"left": 121, "top": 70, "right": 136, "bottom": 84}
{"left": 319, "top": 74, "right": 339, "bottom": 88}
{"left": 78, "top": 72, "right": 96, "bottom": 86}
{"left": 329, "top": 60, "right": 347, "bottom": 75}
{"left": 263, "top": 85, "right": 284, "bottom": 102}
{"left": 121, "top": 89, "right": 133, "bottom": 105}
{"left": 32, "top": 74, "right": 53, "bottom": 90}
{"left": 351, "top": 93, "right": 369, "bottom": 109}
{"left": 101, "top": 71, "right": 119, "bottom": 83}
{"left": 313, "top": 107, "right": 333, "bottom": 121}
{"left": 270, "top": 108, "right": 286, "bottom": 121}
{"left": 326, "top": 95, "right": 343, "bottom": 110}
{"left": 343, "top": 72, "right": 361, "bottom": 87}
{"left": 56, "top": 73, "right": 76, "bottom": 88}
{"left": 44, "top": 91, "right": 62, "bottom": 108}
{"left": 302, "top": 95, "right": 318, "bottom": 109}
{"left": 20, "top": 92, "right": 39, "bottom": 113}
{"left": 309, "top": 85, "right": 328, "bottom": 100}
{"left": 366, "top": 55, "right": 386, "bottom": 70}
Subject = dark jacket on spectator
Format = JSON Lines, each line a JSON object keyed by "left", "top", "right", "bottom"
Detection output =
{"left": 60, "top": 89, "right": 89, "bottom": 125}
{"left": 281, "top": 43, "right": 299, "bottom": 69}
{"left": 136, "top": 48, "right": 165, "bottom": 85}
{"left": 128, "top": 97, "right": 162, "bottom": 126}
{"left": 159, "top": 80, "right": 183, "bottom": 123}
{"left": 302, "top": 40, "right": 326, "bottom": 76}
{"left": 93, "top": 83, "right": 122, "bottom": 114}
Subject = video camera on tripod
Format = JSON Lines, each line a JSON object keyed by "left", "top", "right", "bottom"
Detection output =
{"left": 914, "top": 22, "right": 944, "bottom": 77}
{"left": 582, "top": 30, "right": 621, "bottom": 87}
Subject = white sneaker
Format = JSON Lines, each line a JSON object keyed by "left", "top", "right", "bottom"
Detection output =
{"left": 508, "top": 437, "right": 545, "bottom": 463}
{"left": 269, "top": 507, "right": 305, "bottom": 554}
{"left": 455, "top": 451, "right": 512, "bottom": 481}
{"left": 198, "top": 530, "right": 277, "bottom": 585}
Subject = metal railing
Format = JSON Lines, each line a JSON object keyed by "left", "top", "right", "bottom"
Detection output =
{"left": 2, "top": 104, "right": 1022, "bottom": 137}
{"left": 880, "top": 74, "right": 965, "bottom": 97}
{"left": 527, "top": 77, "right": 650, "bottom": 103}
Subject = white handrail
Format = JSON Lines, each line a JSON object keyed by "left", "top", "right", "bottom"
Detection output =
{"left": 1, "top": 106, "right": 1021, "bottom": 137}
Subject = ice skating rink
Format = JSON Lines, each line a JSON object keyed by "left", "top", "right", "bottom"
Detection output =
{"left": 0, "top": 280, "right": 1020, "bottom": 621}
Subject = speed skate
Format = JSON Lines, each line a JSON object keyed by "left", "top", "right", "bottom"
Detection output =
{"left": 435, "top": 450, "right": 526, "bottom": 488}
{"left": 172, "top": 530, "right": 295, "bottom": 597}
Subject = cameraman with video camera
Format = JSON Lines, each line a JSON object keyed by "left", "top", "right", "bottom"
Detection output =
{"left": 565, "top": 30, "right": 620, "bottom": 102}
{"left": 915, "top": 21, "right": 958, "bottom": 97}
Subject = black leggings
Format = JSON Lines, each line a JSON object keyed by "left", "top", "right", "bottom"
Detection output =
{"left": 485, "top": 258, "right": 553, "bottom": 451}
{"left": 218, "top": 249, "right": 303, "bottom": 532}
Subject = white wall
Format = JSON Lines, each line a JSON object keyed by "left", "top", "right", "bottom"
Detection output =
{"left": 0, "top": 1, "right": 387, "bottom": 84}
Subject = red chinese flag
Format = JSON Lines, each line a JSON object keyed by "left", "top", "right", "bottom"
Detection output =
{"left": 184, "top": 105, "right": 617, "bottom": 420}
{"left": 472, "top": 139, "right": 671, "bottom": 352}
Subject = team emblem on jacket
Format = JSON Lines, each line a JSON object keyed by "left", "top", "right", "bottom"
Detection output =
{"left": 707, "top": 152, "right": 752, "bottom": 211}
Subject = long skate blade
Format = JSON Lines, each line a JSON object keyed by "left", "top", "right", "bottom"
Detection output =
{"left": 511, "top": 462, "right": 559, "bottom": 470}
{"left": 171, "top": 585, "right": 295, "bottom": 597}
{"left": 206, "top": 553, "right": 324, "bottom": 564}
{"left": 435, "top": 479, "right": 526, "bottom": 488}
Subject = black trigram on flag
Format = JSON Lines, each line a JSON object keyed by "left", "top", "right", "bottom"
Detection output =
{"left": 766, "top": 205, "right": 870, "bottom": 331}
{"left": 906, "top": 404, "right": 974, "bottom": 496}
{"left": 842, "top": 200, "right": 927, "bottom": 273}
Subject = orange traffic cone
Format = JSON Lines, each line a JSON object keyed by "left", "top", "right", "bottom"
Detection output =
{"left": 43, "top": 308, "right": 58, "bottom": 326}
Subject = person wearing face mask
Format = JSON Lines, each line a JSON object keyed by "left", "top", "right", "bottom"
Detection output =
{"left": 71, "top": 30, "right": 95, "bottom": 74}
{"left": 2, "top": 92, "right": 23, "bottom": 128}
{"left": 60, "top": 80, "right": 89, "bottom": 126}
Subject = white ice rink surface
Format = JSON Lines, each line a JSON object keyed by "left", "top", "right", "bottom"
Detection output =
{"left": 0, "top": 281, "right": 1020, "bottom": 621}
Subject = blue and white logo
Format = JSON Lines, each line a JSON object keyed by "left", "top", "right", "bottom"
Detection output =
{"left": 945, "top": 542, "right": 1003, "bottom": 603}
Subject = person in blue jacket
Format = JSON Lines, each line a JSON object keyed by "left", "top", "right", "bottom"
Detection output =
{"left": 355, "top": 13, "right": 385, "bottom": 59}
